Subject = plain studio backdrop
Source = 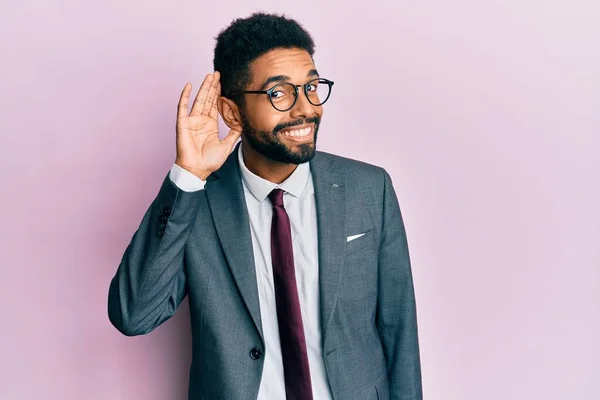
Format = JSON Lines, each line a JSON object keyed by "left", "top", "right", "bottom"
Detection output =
{"left": 0, "top": 0, "right": 598, "bottom": 399}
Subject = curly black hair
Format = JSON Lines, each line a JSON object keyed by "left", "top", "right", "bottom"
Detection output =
{"left": 213, "top": 12, "right": 316, "bottom": 109}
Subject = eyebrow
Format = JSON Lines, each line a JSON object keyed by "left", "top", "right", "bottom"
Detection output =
{"left": 259, "top": 69, "right": 320, "bottom": 91}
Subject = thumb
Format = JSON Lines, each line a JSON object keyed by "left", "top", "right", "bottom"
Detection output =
{"left": 222, "top": 128, "right": 242, "bottom": 151}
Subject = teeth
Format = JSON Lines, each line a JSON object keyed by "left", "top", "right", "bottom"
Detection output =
{"left": 283, "top": 127, "right": 311, "bottom": 137}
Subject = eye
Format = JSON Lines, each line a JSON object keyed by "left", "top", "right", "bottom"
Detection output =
{"left": 271, "top": 90, "right": 286, "bottom": 99}
{"left": 306, "top": 83, "right": 318, "bottom": 92}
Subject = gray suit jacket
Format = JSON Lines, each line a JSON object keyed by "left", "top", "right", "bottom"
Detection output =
{"left": 108, "top": 142, "right": 422, "bottom": 399}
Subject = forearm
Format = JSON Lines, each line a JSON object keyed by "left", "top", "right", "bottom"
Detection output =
{"left": 107, "top": 171, "right": 203, "bottom": 336}
{"left": 377, "top": 169, "right": 423, "bottom": 399}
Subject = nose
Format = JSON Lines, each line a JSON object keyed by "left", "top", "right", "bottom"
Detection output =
{"left": 290, "top": 87, "right": 317, "bottom": 118}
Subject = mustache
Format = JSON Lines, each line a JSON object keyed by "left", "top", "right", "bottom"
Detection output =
{"left": 273, "top": 116, "right": 321, "bottom": 135}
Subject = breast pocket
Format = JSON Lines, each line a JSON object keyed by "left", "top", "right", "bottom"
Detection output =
{"left": 345, "top": 227, "right": 375, "bottom": 256}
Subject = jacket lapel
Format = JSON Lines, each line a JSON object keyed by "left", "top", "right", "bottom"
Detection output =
{"left": 204, "top": 142, "right": 264, "bottom": 341}
{"left": 310, "top": 153, "right": 347, "bottom": 348}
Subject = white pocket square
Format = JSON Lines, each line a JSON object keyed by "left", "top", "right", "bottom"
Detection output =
{"left": 347, "top": 233, "right": 366, "bottom": 242}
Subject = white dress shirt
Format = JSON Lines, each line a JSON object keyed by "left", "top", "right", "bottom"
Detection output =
{"left": 169, "top": 144, "right": 333, "bottom": 400}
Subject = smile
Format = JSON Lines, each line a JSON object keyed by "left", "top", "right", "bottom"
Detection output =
{"left": 280, "top": 125, "right": 313, "bottom": 141}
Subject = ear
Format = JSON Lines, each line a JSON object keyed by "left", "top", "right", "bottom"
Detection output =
{"left": 217, "top": 97, "right": 243, "bottom": 132}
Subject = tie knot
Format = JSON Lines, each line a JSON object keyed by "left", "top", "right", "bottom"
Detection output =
{"left": 268, "top": 188, "right": 285, "bottom": 207}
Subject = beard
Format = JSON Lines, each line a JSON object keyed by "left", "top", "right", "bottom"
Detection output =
{"left": 239, "top": 108, "right": 320, "bottom": 165}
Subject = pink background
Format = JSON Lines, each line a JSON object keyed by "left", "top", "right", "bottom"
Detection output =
{"left": 1, "top": 1, "right": 599, "bottom": 399}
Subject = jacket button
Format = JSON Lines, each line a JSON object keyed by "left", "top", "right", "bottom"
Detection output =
{"left": 163, "top": 206, "right": 171, "bottom": 216}
{"left": 157, "top": 228, "right": 165, "bottom": 238}
{"left": 250, "top": 347, "right": 263, "bottom": 360}
{"left": 159, "top": 215, "right": 168, "bottom": 223}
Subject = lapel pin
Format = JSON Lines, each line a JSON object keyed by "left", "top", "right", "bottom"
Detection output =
{"left": 332, "top": 183, "right": 339, "bottom": 188}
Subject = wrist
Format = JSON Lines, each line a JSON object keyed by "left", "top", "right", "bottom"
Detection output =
{"left": 174, "top": 160, "right": 211, "bottom": 181}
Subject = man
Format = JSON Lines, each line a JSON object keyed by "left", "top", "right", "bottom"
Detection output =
{"left": 108, "top": 12, "right": 422, "bottom": 400}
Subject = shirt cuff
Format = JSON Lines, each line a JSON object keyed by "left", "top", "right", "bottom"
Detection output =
{"left": 169, "top": 163, "right": 206, "bottom": 192}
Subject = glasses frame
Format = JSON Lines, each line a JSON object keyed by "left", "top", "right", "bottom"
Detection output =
{"left": 224, "top": 77, "right": 335, "bottom": 112}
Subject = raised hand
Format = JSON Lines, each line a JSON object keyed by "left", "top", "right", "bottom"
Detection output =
{"left": 175, "top": 71, "right": 242, "bottom": 180}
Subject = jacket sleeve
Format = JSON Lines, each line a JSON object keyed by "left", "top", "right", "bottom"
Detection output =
{"left": 377, "top": 168, "right": 423, "bottom": 399}
{"left": 107, "top": 171, "right": 203, "bottom": 336}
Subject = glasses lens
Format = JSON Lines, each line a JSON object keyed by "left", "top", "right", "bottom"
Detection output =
{"left": 269, "top": 83, "right": 297, "bottom": 111}
{"left": 306, "top": 79, "right": 331, "bottom": 106}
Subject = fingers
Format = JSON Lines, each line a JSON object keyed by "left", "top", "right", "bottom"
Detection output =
{"left": 177, "top": 83, "right": 192, "bottom": 120}
{"left": 190, "top": 74, "right": 214, "bottom": 116}
{"left": 202, "top": 71, "right": 220, "bottom": 117}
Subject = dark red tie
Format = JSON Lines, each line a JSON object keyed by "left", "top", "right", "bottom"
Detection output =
{"left": 269, "top": 188, "right": 314, "bottom": 400}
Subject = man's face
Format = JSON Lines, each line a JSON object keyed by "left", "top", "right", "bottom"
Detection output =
{"left": 239, "top": 48, "right": 323, "bottom": 165}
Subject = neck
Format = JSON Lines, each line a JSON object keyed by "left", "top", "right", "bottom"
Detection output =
{"left": 241, "top": 141, "right": 298, "bottom": 184}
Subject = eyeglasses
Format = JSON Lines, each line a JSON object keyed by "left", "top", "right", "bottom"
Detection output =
{"left": 224, "top": 78, "right": 334, "bottom": 112}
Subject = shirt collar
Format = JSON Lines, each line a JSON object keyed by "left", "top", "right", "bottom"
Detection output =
{"left": 238, "top": 143, "right": 310, "bottom": 202}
